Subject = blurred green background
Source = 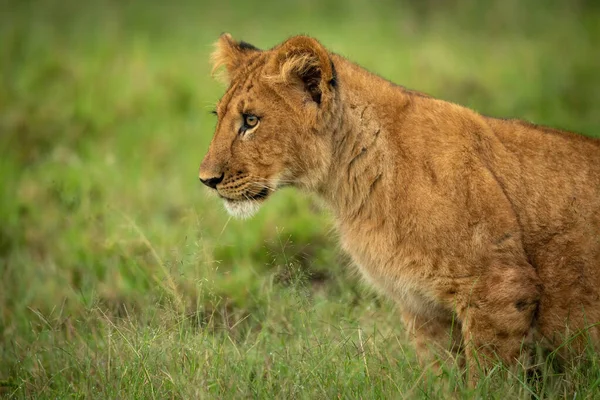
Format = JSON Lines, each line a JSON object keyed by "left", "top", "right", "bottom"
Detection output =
{"left": 1, "top": 0, "right": 599, "bottom": 398}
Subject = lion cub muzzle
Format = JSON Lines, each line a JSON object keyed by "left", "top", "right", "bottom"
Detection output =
{"left": 199, "top": 165, "right": 272, "bottom": 219}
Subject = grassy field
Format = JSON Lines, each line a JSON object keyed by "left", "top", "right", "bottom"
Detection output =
{"left": 1, "top": 0, "right": 600, "bottom": 398}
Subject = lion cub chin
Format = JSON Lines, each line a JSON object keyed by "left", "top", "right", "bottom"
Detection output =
{"left": 199, "top": 33, "right": 600, "bottom": 384}
{"left": 223, "top": 199, "right": 262, "bottom": 219}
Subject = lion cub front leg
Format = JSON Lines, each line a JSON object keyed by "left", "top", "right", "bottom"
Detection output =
{"left": 455, "top": 263, "right": 541, "bottom": 384}
{"left": 401, "top": 308, "right": 464, "bottom": 372}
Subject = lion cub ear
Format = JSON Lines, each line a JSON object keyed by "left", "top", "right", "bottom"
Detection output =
{"left": 211, "top": 33, "right": 260, "bottom": 83}
{"left": 269, "top": 36, "right": 336, "bottom": 105}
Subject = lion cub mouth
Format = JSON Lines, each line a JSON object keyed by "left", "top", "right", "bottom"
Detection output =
{"left": 218, "top": 187, "right": 271, "bottom": 202}
{"left": 247, "top": 187, "right": 270, "bottom": 200}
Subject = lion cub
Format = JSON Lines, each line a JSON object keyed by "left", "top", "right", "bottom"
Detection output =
{"left": 199, "top": 34, "right": 600, "bottom": 380}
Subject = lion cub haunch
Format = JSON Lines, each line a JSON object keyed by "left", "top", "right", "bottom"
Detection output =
{"left": 200, "top": 33, "right": 600, "bottom": 380}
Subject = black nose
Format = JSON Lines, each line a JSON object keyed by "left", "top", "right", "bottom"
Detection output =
{"left": 199, "top": 173, "right": 224, "bottom": 189}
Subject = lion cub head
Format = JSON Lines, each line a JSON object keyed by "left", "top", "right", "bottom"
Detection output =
{"left": 199, "top": 34, "right": 339, "bottom": 218}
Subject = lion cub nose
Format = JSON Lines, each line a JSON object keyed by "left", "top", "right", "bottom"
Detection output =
{"left": 199, "top": 173, "right": 224, "bottom": 189}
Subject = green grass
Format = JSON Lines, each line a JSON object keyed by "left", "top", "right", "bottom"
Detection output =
{"left": 1, "top": 0, "right": 600, "bottom": 398}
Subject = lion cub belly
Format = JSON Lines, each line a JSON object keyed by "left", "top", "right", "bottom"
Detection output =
{"left": 339, "top": 219, "right": 452, "bottom": 321}
{"left": 355, "top": 260, "right": 444, "bottom": 316}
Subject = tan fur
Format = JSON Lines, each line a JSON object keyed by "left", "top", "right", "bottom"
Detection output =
{"left": 200, "top": 34, "right": 600, "bottom": 381}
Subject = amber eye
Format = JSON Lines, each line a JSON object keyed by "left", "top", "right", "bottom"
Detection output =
{"left": 243, "top": 114, "right": 259, "bottom": 128}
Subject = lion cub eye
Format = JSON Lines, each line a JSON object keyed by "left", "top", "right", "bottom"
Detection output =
{"left": 243, "top": 114, "right": 259, "bottom": 129}
{"left": 239, "top": 113, "right": 260, "bottom": 136}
